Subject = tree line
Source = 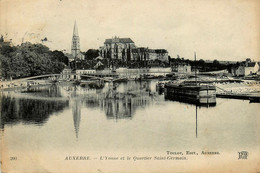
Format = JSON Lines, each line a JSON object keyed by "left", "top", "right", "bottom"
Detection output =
{"left": 0, "top": 39, "right": 234, "bottom": 81}
{"left": 169, "top": 55, "right": 232, "bottom": 72}
{"left": 0, "top": 42, "right": 68, "bottom": 80}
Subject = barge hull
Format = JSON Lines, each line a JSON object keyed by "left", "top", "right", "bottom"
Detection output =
{"left": 164, "top": 84, "right": 217, "bottom": 105}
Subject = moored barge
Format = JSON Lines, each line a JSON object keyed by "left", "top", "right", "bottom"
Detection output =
{"left": 164, "top": 52, "right": 216, "bottom": 105}
{"left": 164, "top": 81, "right": 216, "bottom": 105}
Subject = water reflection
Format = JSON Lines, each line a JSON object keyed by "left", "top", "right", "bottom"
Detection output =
{"left": 84, "top": 92, "right": 153, "bottom": 120}
{"left": 57, "top": 81, "right": 156, "bottom": 139}
{"left": 196, "top": 105, "right": 198, "bottom": 138}
{"left": 64, "top": 81, "right": 154, "bottom": 119}
{"left": 1, "top": 80, "right": 258, "bottom": 172}
{"left": 1, "top": 80, "right": 217, "bottom": 140}
{"left": 0, "top": 93, "right": 69, "bottom": 129}
{"left": 21, "top": 84, "right": 64, "bottom": 98}
{"left": 165, "top": 95, "right": 216, "bottom": 107}
{"left": 72, "top": 99, "right": 81, "bottom": 139}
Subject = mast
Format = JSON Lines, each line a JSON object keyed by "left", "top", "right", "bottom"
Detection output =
{"left": 196, "top": 105, "right": 198, "bottom": 138}
{"left": 194, "top": 52, "right": 197, "bottom": 85}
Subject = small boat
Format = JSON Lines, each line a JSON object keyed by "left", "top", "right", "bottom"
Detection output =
{"left": 156, "top": 81, "right": 169, "bottom": 94}
{"left": 113, "top": 77, "right": 128, "bottom": 82}
{"left": 142, "top": 74, "right": 156, "bottom": 79}
{"left": 72, "top": 80, "right": 81, "bottom": 85}
{"left": 88, "top": 80, "right": 104, "bottom": 89}
{"left": 50, "top": 79, "right": 58, "bottom": 84}
{"left": 80, "top": 80, "right": 104, "bottom": 89}
{"left": 103, "top": 77, "right": 114, "bottom": 81}
{"left": 165, "top": 73, "right": 178, "bottom": 80}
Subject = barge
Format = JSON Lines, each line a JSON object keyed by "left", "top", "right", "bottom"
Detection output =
{"left": 164, "top": 52, "right": 216, "bottom": 106}
{"left": 164, "top": 81, "right": 217, "bottom": 105}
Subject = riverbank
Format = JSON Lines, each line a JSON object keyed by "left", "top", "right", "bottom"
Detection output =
{"left": 215, "top": 80, "right": 260, "bottom": 95}
{"left": 2, "top": 75, "right": 260, "bottom": 102}
{"left": 0, "top": 81, "right": 77, "bottom": 92}
{"left": 216, "top": 93, "right": 260, "bottom": 102}
{"left": 0, "top": 83, "right": 53, "bottom": 92}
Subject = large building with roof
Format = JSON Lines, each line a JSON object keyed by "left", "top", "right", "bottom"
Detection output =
{"left": 99, "top": 36, "right": 136, "bottom": 61}
{"left": 99, "top": 36, "right": 168, "bottom": 65}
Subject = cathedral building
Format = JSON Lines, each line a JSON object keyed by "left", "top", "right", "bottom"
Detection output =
{"left": 99, "top": 36, "right": 136, "bottom": 61}
{"left": 99, "top": 36, "right": 169, "bottom": 64}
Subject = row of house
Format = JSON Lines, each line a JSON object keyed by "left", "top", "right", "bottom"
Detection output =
{"left": 61, "top": 65, "right": 193, "bottom": 80}
{"left": 231, "top": 59, "right": 260, "bottom": 76}
{"left": 60, "top": 67, "right": 97, "bottom": 80}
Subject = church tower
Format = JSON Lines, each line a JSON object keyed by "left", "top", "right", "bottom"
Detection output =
{"left": 71, "top": 21, "right": 80, "bottom": 58}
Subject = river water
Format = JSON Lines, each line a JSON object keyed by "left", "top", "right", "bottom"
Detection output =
{"left": 1, "top": 80, "right": 259, "bottom": 172}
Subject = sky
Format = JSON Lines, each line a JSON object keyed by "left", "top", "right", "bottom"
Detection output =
{"left": 0, "top": 0, "right": 259, "bottom": 61}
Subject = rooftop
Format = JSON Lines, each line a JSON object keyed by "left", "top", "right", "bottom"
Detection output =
{"left": 104, "top": 38, "right": 134, "bottom": 44}
{"left": 246, "top": 62, "right": 257, "bottom": 67}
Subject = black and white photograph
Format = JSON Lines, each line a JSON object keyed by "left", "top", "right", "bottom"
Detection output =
{"left": 0, "top": 0, "right": 259, "bottom": 172}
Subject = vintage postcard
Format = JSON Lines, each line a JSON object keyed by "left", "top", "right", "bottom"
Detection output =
{"left": 0, "top": 0, "right": 259, "bottom": 172}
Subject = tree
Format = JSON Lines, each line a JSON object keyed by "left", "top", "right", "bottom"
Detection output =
{"left": 0, "top": 44, "right": 16, "bottom": 56}
{"left": 198, "top": 59, "right": 205, "bottom": 63}
{"left": 246, "top": 58, "right": 251, "bottom": 62}
{"left": 213, "top": 59, "right": 219, "bottom": 65}
{"left": 52, "top": 50, "right": 69, "bottom": 65}
{"left": 0, "top": 35, "right": 4, "bottom": 42}
{"left": 84, "top": 49, "right": 99, "bottom": 60}
{"left": 0, "top": 42, "right": 66, "bottom": 79}
{"left": 0, "top": 54, "right": 11, "bottom": 79}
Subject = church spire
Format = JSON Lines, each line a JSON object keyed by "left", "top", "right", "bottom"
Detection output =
{"left": 71, "top": 20, "right": 80, "bottom": 59}
{"left": 73, "top": 21, "right": 79, "bottom": 37}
